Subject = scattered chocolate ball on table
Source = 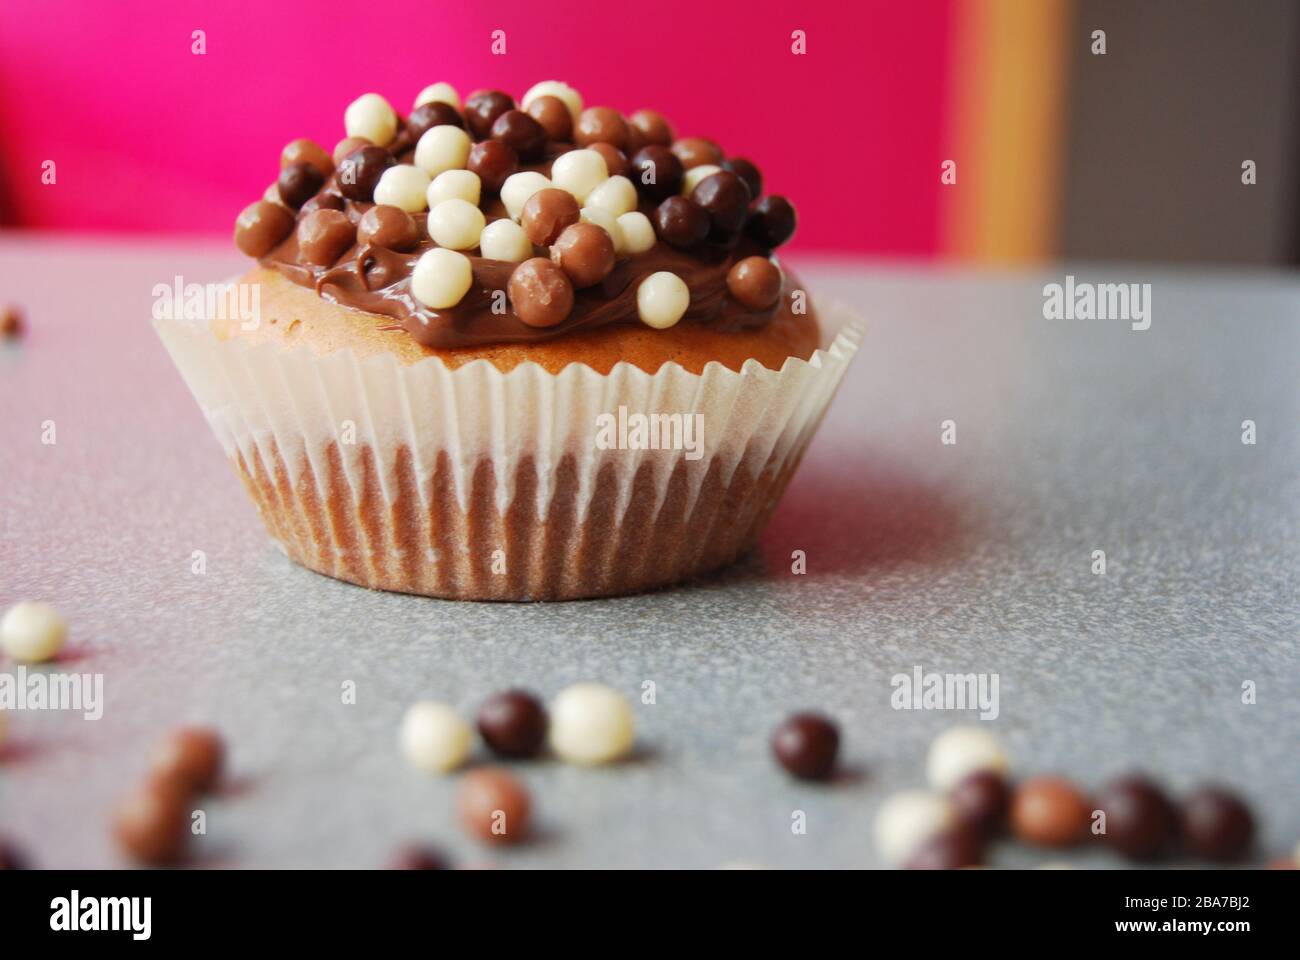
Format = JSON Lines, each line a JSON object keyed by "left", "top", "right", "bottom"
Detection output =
{"left": 950, "top": 769, "right": 1010, "bottom": 836}
{"left": 0, "top": 839, "right": 29, "bottom": 870}
{"left": 1010, "top": 775, "right": 1091, "bottom": 847}
{"left": 904, "top": 824, "right": 985, "bottom": 870}
{"left": 400, "top": 701, "right": 473, "bottom": 774}
{"left": 459, "top": 768, "right": 532, "bottom": 843}
{"left": 0, "top": 600, "right": 68, "bottom": 662}
{"left": 149, "top": 727, "right": 225, "bottom": 792}
{"left": 926, "top": 726, "right": 1009, "bottom": 792}
{"left": 389, "top": 845, "right": 452, "bottom": 870}
{"left": 1095, "top": 774, "right": 1176, "bottom": 860}
{"left": 770, "top": 712, "right": 840, "bottom": 781}
{"left": 1, "top": 304, "right": 24, "bottom": 340}
{"left": 549, "top": 683, "right": 635, "bottom": 765}
{"left": 874, "top": 790, "right": 956, "bottom": 867}
{"left": 112, "top": 776, "right": 192, "bottom": 866}
{"left": 1181, "top": 785, "right": 1254, "bottom": 862}
{"left": 477, "top": 689, "right": 549, "bottom": 758}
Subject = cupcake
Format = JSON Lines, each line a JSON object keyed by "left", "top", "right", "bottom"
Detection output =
{"left": 156, "top": 81, "right": 862, "bottom": 600}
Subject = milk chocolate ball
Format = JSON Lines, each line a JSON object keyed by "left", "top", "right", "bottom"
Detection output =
{"left": 550, "top": 222, "right": 615, "bottom": 288}
{"left": 522, "top": 188, "right": 581, "bottom": 246}
{"left": 467, "top": 139, "right": 518, "bottom": 194}
{"left": 726, "top": 256, "right": 782, "bottom": 310}
{"left": 112, "top": 777, "right": 191, "bottom": 866}
{"left": 297, "top": 208, "right": 357, "bottom": 266}
{"left": 509, "top": 258, "right": 575, "bottom": 328}
{"left": 629, "top": 146, "right": 683, "bottom": 202}
{"left": 575, "top": 107, "right": 629, "bottom": 150}
{"left": 459, "top": 768, "right": 531, "bottom": 844}
{"left": 671, "top": 136, "right": 723, "bottom": 170}
{"left": 464, "top": 89, "right": 515, "bottom": 139}
{"left": 1010, "top": 776, "right": 1091, "bottom": 847}
{"left": 280, "top": 138, "right": 334, "bottom": 179}
{"left": 332, "top": 136, "right": 371, "bottom": 166}
{"left": 526, "top": 95, "right": 572, "bottom": 142}
{"left": 588, "top": 142, "right": 627, "bottom": 179}
{"left": 358, "top": 204, "right": 419, "bottom": 251}
{"left": 234, "top": 201, "right": 295, "bottom": 257}
{"left": 629, "top": 109, "right": 673, "bottom": 146}
{"left": 149, "top": 727, "right": 225, "bottom": 792}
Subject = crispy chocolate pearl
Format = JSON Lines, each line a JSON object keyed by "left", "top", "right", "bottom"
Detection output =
{"left": 526, "top": 95, "right": 573, "bottom": 142}
{"left": 332, "top": 136, "right": 370, "bottom": 166}
{"left": 0, "top": 304, "right": 24, "bottom": 340}
{"left": 672, "top": 136, "right": 723, "bottom": 170}
{"left": 588, "top": 142, "right": 627, "bottom": 179}
{"left": 280, "top": 138, "right": 334, "bottom": 179}
{"left": 770, "top": 712, "right": 839, "bottom": 780}
{"left": 297, "top": 209, "right": 357, "bottom": 266}
{"left": 509, "top": 258, "right": 575, "bottom": 328}
{"left": 1182, "top": 786, "right": 1254, "bottom": 861}
{"left": 234, "top": 200, "right": 295, "bottom": 258}
{"left": 465, "top": 89, "right": 515, "bottom": 140}
{"left": 468, "top": 139, "right": 518, "bottom": 194}
{"left": 654, "top": 196, "right": 709, "bottom": 250}
{"left": 550, "top": 223, "right": 615, "bottom": 288}
{"left": 337, "top": 145, "right": 393, "bottom": 202}
{"left": 726, "top": 256, "right": 782, "bottom": 310}
{"left": 575, "top": 107, "right": 629, "bottom": 150}
{"left": 300, "top": 191, "right": 345, "bottom": 216}
{"left": 905, "top": 825, "right": 984, "bottom": 870}
{"left": 521, "top": 188, "right": 581, "bottom": 246}
{"left": 389, "top": 846, "right": 451, "bottom": 870}
{"left": 721, "top": 157, "right": 762, "bottom": 200}
{"left": 149, "top": 727, "right": 225, "bottom": 792}
{"left": 629, "top": 109, "right": 673, "bottom": 146}
{"left": 1096, "top": 775, "right": 1176, "bottom": 860}
{"left": 277, "top": 161, "right": 324, "bottom": 209}
{"left": 692, "top": 170, "right": 752, "bottom": 236}
{"left": 747, "top": 195, "right": 797, "bottom": 248}
{"left": 1010, "top": 776, "right": 1090, "bottom": 847}
{"left": 491, "top": 109, "right": 546, "bottom": 162}
{"left": 477, "top": 689, "right": 549, "bottom": 757}
{"left": 459, "top": 768, "right": 531, "bottom": 843}
{"left": 112, "top": 777, "right": 191, "bottom": 866}
{"left": 408, "top": 101, "right": 464, "bottom": 141}
{"left": 358, "top": 204, "right": 419, "bottom": 251}
{"left": 629, "top": 145, "right": 683, "bottom": 202}
{"left": 951, "top": 770, "right": 1010, "bottom": 835}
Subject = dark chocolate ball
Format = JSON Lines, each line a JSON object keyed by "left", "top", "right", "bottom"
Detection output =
{"left": 770, "top": 712, "right": 839, "bottom": 780}
{"left": 521, "top": 188, "right": 581, "bottom": 246}
{"left": 465, "top": 89, "right": 515, "bottom": 139}
{"left": 0, "top": 840, "right": 29, "bottom": 870}
{"left": 691, "top": 170, "right": 752, "bottom": 236}
{"left": 1182, "top": 786, "right": 1254, "bottom": 862}
{"left": 1096, "top": 775, "right": 1176, "bottom": 860}
{"left": 477, "top": 689, "right": 549, "bottom": 757}
{"left": 491, "top": 109, "right": 547, "bottom": 161}
{"left": 526, "top": 95, "right": 573, "bottom": 142}
{"left": 509, "top": 258, "right": 575, "bottom": 328}
{"left": 629, "top": 146, "right": 683, "bottom": 202}
{"left": 905, "top": 825, "right": 984, "bottom": 870}
{"left": 408, "top": 101, "right": 464, "bottom": 141}
{"left": 149, "top": 727, "right": 225, "bottom": 793}
{"left": 575, "top": 107, "right": 629, "bottom": 150}
{"left": 653, "top": 196, "right": 709, "bottom": 250}
{"left": 234, "top": 200, "right": 295, "bottom": 258}
{"left": 277, "top": 161, "right": 324, "bottom": 209}
{"left": 720, "top": 157, "right": 762, "bottom": 200}
{"left": 358, "top": 204, "right": 419, "bottom": 251}
{"left": 951, "top": 770, "right": 1011, "bottom": 835}
{"left": 628, "top": 109, "right": 673, "bottom": 146}
{"left": 389, "top": 845, "right": 451, "bottom": 870}
{"left": 671, "top": 136, "right": 723, "bottom": 170}
{"left": 746, "top": 195, "right": 797, "bottom": 248}
{"left": 467, "top": 139, "right": 518, "bottom": 194}
{"left": 297, "top": 208, "right": 357, "bottom": 266}
{"left": 550, "top": 223, "right": 615, "bottom": 288}
{"left": 337, "top": 145, "right": 394, "bottom": 202}
{"left": 588, "top": 142, "right": 627, "bottom": 179}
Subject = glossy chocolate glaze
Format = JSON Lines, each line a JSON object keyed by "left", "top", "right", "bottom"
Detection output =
{"left": 259, "top": 138, "right": 794, "bottom": 350}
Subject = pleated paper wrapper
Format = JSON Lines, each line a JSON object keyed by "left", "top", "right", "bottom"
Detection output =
{"left": 154, "top": 304, "right": 863, "bottom": 600}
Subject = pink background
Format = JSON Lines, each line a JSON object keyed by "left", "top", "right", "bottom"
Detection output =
{"left": 0, "top": 0, "right": 955, "bottom": 255}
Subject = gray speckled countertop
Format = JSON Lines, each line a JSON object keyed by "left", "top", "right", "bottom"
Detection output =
{"left": 1, "top": 237, "right": 1297, "bottom": 868}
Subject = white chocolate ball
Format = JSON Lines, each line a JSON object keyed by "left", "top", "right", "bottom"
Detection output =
{"left": 427, "top": 198, "right": 486, "bottom": 251}
{"left": 580, "top": 206, "right": 625, "bottom": 254}
{"left": 411, "top": 248, "right": 474, "bottom": 309}
{"left": 873, "top": 790, "right": 955, "bottom": 866}
{"left": 500, "top": 171, "right": 553, "bottom": 221}
{"left": 550, "top": 683, "right": 635, "bottom": 765}
{"left": 550, "top": 149, "right": 608, "bottom": 203}
{"left": 413, "top": 81, "right": 462, "bottom": 112}
{"left": 373, "top": 164, "right": 431, "bottom": 213}
{"left": 584, "top": 175, "right": 638, "bottom": 217}
{"left": 479, "top": 218, "right": 533, "bottom": 262}
{"left": 636, "top": 271, "right": 690, "bottom": 329}
{"left": 925, "top": 726, "right": 1009, "bottom": 791}
{"left": 681, "top": 163, "right": 722, "bottom": 196}
{"left": 521, "top": 80, "right": 584, "bottom": 122}
{"left": 399, "top": 701, "right": 472, "bottom": 774}
{"left": 0, "top": 600, "right": 68, "bottom": 662}
{"left": 414, "top": 125, "right": 472, "bottom": 178}
{"left": 426, "top": 169, "right": 482, "bottom": 208}
{"left": 616, "top": 211, "right": 656, "bottom": 254}
{"left": 344, "top": 92, "right": 398, "bottom": 147}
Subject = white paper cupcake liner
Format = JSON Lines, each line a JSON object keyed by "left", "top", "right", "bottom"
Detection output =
{"left": 154, "top": 302, "right": 863, "bottom": 600}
